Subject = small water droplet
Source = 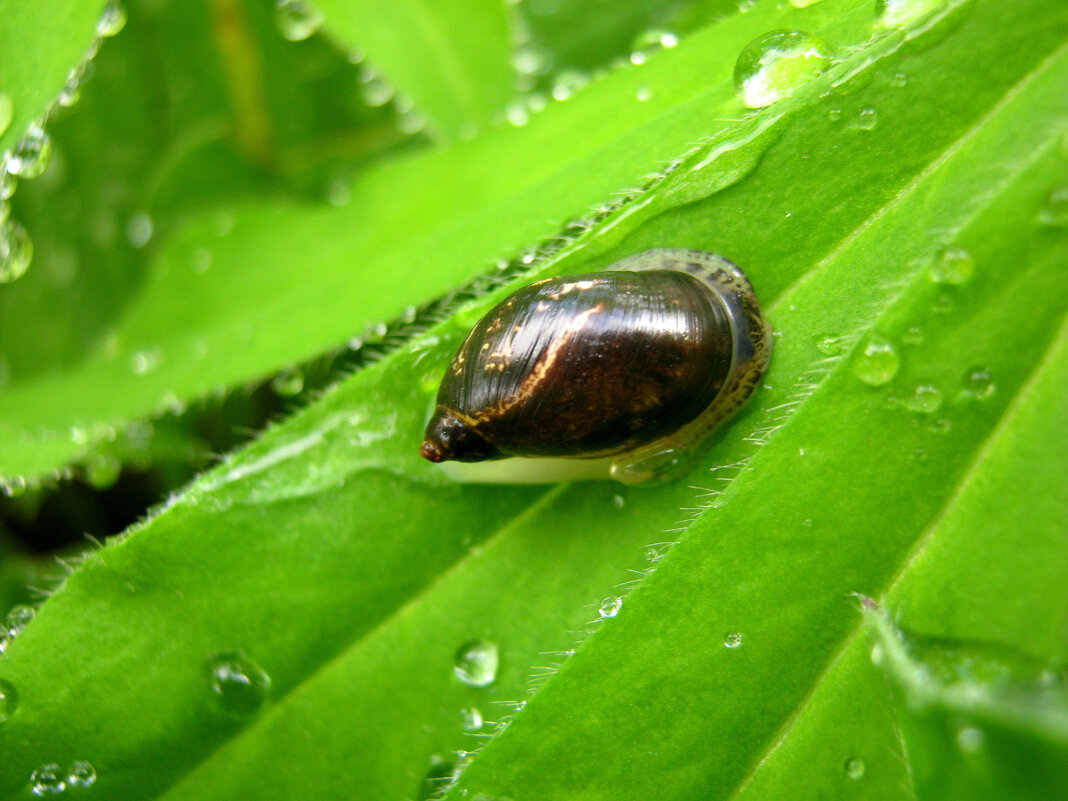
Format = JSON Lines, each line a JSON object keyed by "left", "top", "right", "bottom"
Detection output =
{"left": 0, "top": 171, "right": 15, "bottom": 200}
{"left": 271, "top": 368, "right": 304, "bottom": 396}
{"left": 870, "top": 643, "right": 884, "bottom": 665}
{"left": 66, "top": 761, "right": 97, "bottom": 788}
{"left": 0, "top": 219, "right": 33, "bottom": 283}
{"left": 1039, "top": 187, "right": 1068, "bottom": 227}
{"left": 611, "top": 494, "right": 625, "bottom": 510}
{"left": 930, "top": 246, "right": 974, "bottom": 284}
{"left": 928, "top": 418, "right": 951, "bottom": 434}
{"left": 630, "top": 28, "right": 678, "bottom": 59}
{"left": 30, "top": 764, "right": 65, "bottom": 796}
{"left": 129, "top": 347, "right": 162, "bottom": 376}
{"left": 852, "top": 335, "right": 899, "bottom": 386}
{"left": 724, "top": 631, "right": 744, "bottom": 648}
{"left": 85, "top": 453, "right": 122, "bottom": 489}
{"left": 734, "top": 30, "right": 831, "bottom": 109}
{"left": 274, "top": 0, "right": 323, "bottom": 41}
{"left": 903, "top": 384, "right": 942, "bottom": 414}
{"left": 876, "top": 0, "right": 947, "bottom": 31}
{"left": 551, "top": 70, "right": 589, "bottom": 102}
{"left": 902, "top": 326, "right": 923, "bottom": 345}
{"left": 961, "top": 366, "right": 995, "bottom": 399}
{"left": 957, "top": 726, "right": 985, "bottom": 753}
{"left": 190, "top": 247, "right": 213, "bottom": 272}
{"left": 1, "top": 475, "right": 28, "bottom": 498}
{"left": 505, "top": 102, "right": 529, "bottom": 127}
{"left": 0, "top": 678, "right": 16, "bottom": 722}
{"left": 890, "top": 71, "right": 908, "bottom": 87}
{"left": 0, "top": 92, "right": 12, "bottom": 136}
{"left": 827, "top": 107, "right": 842, "bottom": 121}
{"left": 5, "top": 605, "right": 36, "bottom": 643}
{"left": 513, "top": 46, "right": 552, "bottom": 78}
{"left": 97, "top": 1, "right": 127, "bottom": 37}
{"left": 7, "top": 125, "right": 53, "bottom": 178}
{"left": 208, "top": 651, "right": 271, "bottom": 715}
{"left": 635, "top": 85, "right": 653, "bottom": 102}
{"left": 851, "top": 106, "right": 879, "bottom": 131}
{"left": 454, "top": 639, "right": 499, "bottom": 687}
{"left": 789, "top": 0, "right": 825, "bottom": 6}
{"left": 461, "top": 707, "right": 483, "bottom": 731}
{"left": 57, "top": 70, "right": 82, "bottom": 108}
{"left": 125, "top": 212, "right": 153, "bottom": 248}
{"left": 358, "top": 66, "right": 395, "bottom": 107}
{"left": 816, "top": 335, "right": 846, "bottom": 356}
{"left": 844, "top": 757, "right": 866, "bottom": 779}
{"left": 598, "top": 596, "right": 623, "bottom": 619}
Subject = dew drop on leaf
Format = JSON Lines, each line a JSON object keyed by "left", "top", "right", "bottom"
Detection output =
{"left": 274, "top": 0, "right": 324, "bottom": 42}
{"left": 724, "top": 631, "right": 744, "bottom": 648}
{"left": 454, "top": 639, "right": 499, "bottom": 687}
{"left": 97, "top": 1, "right": 128, "bottom": 37}
{"left": 903, "top": 384, "right": 942, "bottom": 414}
{"left": 460, "top": 707, "right": 484, "bottom": 732}
{"left": 852, "top": 335, "right": 899, "bottom": 386}
{"left": 125, "top": 212, "right": 153, "bottom": 248}
{"left": 598, "top": 596, "right": 623, "bottom": 619}
{"left": 66, "top": 761, "right": 97, "bottom": 788}
{"left": 271, "top": 368, "right": 305, "bottom": 397}
{"left": 875, "top": 0, "right": 947, "bottom": 31}
{"left": 29, "top": 764, "right": 65, "bottom": 796}
{"left": 851, "top": 106, "right": 879, "bottom": 131}
{"left": 844, "top": 757, "right": 866, "bottom": 779}
{"left": 208, "top": 651, "right": 271, "bottom": 715}
{"left": 0, "top": 219, "right": 32, "bottom": 283}
{"left": 961, "top": 366, "right": 995, "bottom": 399}
{"left": 0, "top": 678, "right": 17, "bottom": 723}
{"left": 956, "top": 726, "right": 985, "bottom": 753}
{"left": 734, "top": 30, "right": 831, "bottom": 109}
{"left": 7, "top": 125, "right": 53, "bottom": 179}
{"left": 930, "top": 246, "right": 974, "bottom": 284}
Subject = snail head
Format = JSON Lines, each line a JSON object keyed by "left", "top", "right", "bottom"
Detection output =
{"left": 421, "top": 412, "right": 500, "bottom": 463}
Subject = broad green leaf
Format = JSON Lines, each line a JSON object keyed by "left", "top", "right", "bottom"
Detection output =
{"left": 1, "top": 1, "right": 1066, "bottom": 800}
{"left": 0, "top": 1, "right": 101, "bottom": 155}
{"left": 864, "top": 603, "right": 1068, "bottom": 801}
{"left": 314, "top": 0, "right": 514, "bottom": 139}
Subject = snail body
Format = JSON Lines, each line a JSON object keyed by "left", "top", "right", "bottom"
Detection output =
{"left": 420, "top": 249, "right": 772, "bottom": 484}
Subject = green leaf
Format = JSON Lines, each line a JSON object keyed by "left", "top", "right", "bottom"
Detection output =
{"left": 1, "top": 0, "right": 1066, "bottom": 800}
{"left": 865, "top": 602, "right": 1068, "bottom": 801}
{"left": 314, "top": 0, "right": 515, "bottom": 139}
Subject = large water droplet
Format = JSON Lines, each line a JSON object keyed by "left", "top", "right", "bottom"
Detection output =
{"left": 97, "top": 1, "right": 127, "bottom": 37}
{"left": 875, "top": 0, "right": 947, "bottom": 31}
{"left": 66, "top": 761, "right": 97, "bottom": 788}
{"left": 0, "top": 678, "right": 17, "bottom": 723}
{"left": 0, "top": 219, "right": 33, "bottom": 283}
{"left": 208, "top": 651, "right": 271, "bottom": 715}
{"left": 930, "top": 246, "right": 974, "bottom": 284}
{"left": 454, "top": 639, "right": 499, "bottom": 687}
{"left": 724, "top": 631, "right": 744, "bottom": 648}
{"left": 7, "top": 125, "right": 53, "bottom": 178}
{"left": 0, "top": 92, "right": 12, "bottom": 137}
{"left": 274, "top": 0, "right": 324, "bottom": 42}
{"left": 844, "top": 757, "right": 866, "bottom": 779}
{"left": 598, "top": 596, "right": 623, "bottom": 619}
{"left": 903, "top": 384, "right": 942, "bottom": 414}
{"left": 30, "top": 764, "right": 65, "bottom": 796}
{"left": 1039, "top": 187, "right": 1068, "bottom": 227}
{"left": 852, "top": 335, "right": 899, "bottom": 386}
{"left": 734, "top": 30, "right": 831, "bottom": 109}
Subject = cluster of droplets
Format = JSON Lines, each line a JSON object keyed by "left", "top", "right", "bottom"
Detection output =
{"left": 28, "top": 761, "right": 97, "bottom": 796}
{"left": 0, "top": 2, "right": 127, "bottom": 283}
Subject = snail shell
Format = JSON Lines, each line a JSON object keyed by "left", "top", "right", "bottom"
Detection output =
{"left": 420, "top": 249, "right": 772, "bottom": 483}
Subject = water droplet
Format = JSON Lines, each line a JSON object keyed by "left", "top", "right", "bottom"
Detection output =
{"left": 734, "top": 30, "right": 832, "bottom": 109}
{"left": 85, "top": 453, "right": 122, "bottom": 489}
{"left": 274, "top": 0, "right": 323, "bottom": 42}
{"left": 598, "top": 596, "right": 623, "bottom": 619}
{"left": 0, "top": 171, "right": 15, "bottom": 200}
{"left": 454, "top": 639, "right": 499, "bottom": 687}
{"left": 827, "top": 107, "right": 842, "bottom": 121}
{"left": 816, "top": 335, "right": 847, "bottom": 356}
{"left": 66, "top": 761, "right": 97, "bottom": 788}
{"left": 1, "top": 475, "right": 28, "bottom": 498}
{"left": 190, "top": 247, "right": 213, "bottom": 272}
{"left": 852, "top": 335, "right": 899, "bottom": 386}
{"left": 611, "top": 494, "right": 625, "bottom": 509}
{"left": 551, "top": 70, "right": 589, "bottom": 102}
{"left": 630, "top": 28, "right": 679, "bottom": 59}
{"left": 396, "top": 106, "right": 427, "bottom": 135}
{"left": 5, "top": 604, "right": 35, "bottom": 642}
{"left": 461, "top": 707, "right": 483, "bottom": 731}
{"left": 870, "top": 643, "right": 884, "bottom": 665}
{"left": 844, "top": 757, "right": 866, "bottom": 779}
{"left": 125, "top": 212, "right": 153, "bottom": 248}
{"left": 957, "top": 726, "right": 985, "bottom": 753}
{"left": 505, "top": 102, "right": 529, "bottom": 127}
{"left": 0, "top": 219, "right": 32, "bottom": 283}
{"left": 903, "top": 384, "right": 942, "bottom": 414}
{"left": 97, "top": 1, "right": 127, "bottom": 37}
{"left": 30, "top": 764, "right": 65, "bottom": 796}
{"left": 1039, "top": 187, "right": 1068, "bottom": 227}
{"left": 7, "top": 125, "right": 53, "bottom": 178}
{"left": 208, "top": 651, "right": 271, "bottom": 715}
{"left": 961, "top": 366, "right": 995, "bottom": 399}
{"left": 129, "top": 347, "right": 162, "bottom": 376}
{"left": 0, "top": 92, "right": 12, "bottom": 136}
{"left": 890, "top": 71, "right": 908, "bottom": 87}
{"left": 0, "top": 678, "right": 16, "bottom": 722}
{"left": 876, "top": 0, "right": 947, "bottom": 31}
{"left": 635, "top": 86, "right": 653, "bottom": 102}
{"left": 902, "top": 326, "right": 923, "bottom": 345}
{"left": 724, "top": 631, "right": 744, "bottom": 648}
{"left": 851, "top": 106, "right": 879, "bottom": 131}
{"left": 512, "top": 46, "right": 551, "bottom": 78}
{"left": 789, "top": 0, "right": 825, "bottom": 6}
{"left": 57, "top": 70, "right": 82, "bottom": 108}
{"left": 930, "top": 246, "right": 974, "bottom": 284}
{"left": 271, "top": 368, "right": 304, "bottom": 396}
{"left": 358, "top": 66, "right": 395, "bottom": 107}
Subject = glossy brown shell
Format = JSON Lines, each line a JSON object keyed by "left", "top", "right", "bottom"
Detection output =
{"left": 421, "top": 249, "right": 771, "bottom": 466}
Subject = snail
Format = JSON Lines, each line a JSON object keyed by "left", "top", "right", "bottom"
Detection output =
{"left": 420, "top": 249, "right": 772, "bottom": 484}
